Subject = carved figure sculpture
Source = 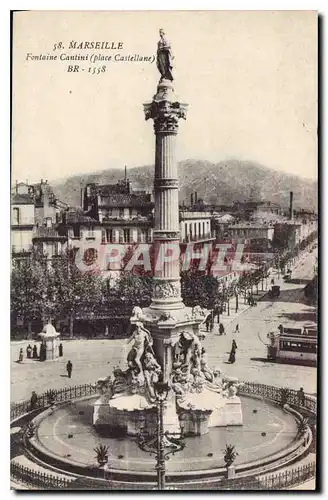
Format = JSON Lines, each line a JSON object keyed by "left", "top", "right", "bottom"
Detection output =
{"left": 127, "top": 322, "right": 153, "bottom": 382}
{"left": 200, "top": 348, "right": 214, "bottom": 382}
{"left": 222, "top": 379, "right": 242, "bottom": 399}
{"left": 143, "top": 352, "right": 162, "bottom": 401}
{"left": 170, "top": 366, "right": 191, "bottom": 396}
{"left": 157, "top": 29, "right": 174, "bottom": 82}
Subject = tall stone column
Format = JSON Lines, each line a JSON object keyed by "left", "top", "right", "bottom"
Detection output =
{"left": 144, "top": 80, "right": 188, "bottom": 312}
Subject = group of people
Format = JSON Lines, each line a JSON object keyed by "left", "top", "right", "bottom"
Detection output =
{"left": 17, "top": 342, "right": 64, "bottom": 363}
{"left": 247, "top": 293, "right": 257, "bottom": 307}
{"left": 205, "top": 315, "right": 226, "bottom": 336}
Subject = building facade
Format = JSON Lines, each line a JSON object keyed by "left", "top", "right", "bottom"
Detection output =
{"left": 11, "top": 180, "right": 67, "bottom": 262}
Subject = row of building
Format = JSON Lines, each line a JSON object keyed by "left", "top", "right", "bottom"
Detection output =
{"left": 11, "top": 175, "right": 318, "bottom": 274}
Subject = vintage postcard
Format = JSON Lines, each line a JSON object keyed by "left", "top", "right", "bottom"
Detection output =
{"left": 10, "top": 10, "right": 318, "bottom": 491}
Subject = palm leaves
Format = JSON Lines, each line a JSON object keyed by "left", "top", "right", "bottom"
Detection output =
{"left": 94, "top": 444, "right": 109, "bottom": 467}
{"left": 25, "top": 422, "right": 36, "bottom": 439}
{"left": 280, "top": 387, "right": 290, "bottom": 407}
{"left": 45, "top": 389, "right": 57, "bottom": 405}
{"left": 223, "top": 444, "right": 238, "bottom": 468}
{"left": 297, "top": 417, "right": 309, "bottom": 439}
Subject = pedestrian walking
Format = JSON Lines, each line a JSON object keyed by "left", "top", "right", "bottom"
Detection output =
{"left": 26, "top": 344, "right": 32, "bottom": 359}
{"left": 297, "top": 387, "right": 305, "bottom": 406}
{"left": 235, "top": 324, "right": 239, "bottom": 334}
{"left": 271, "top": 278, "right": 275, "bottom": 285}
{"left": 30, "top": 391, "right": 38, "bottom": 410}
{"left": 219, "top": 323, "right": 225, "bottom": 336}
{"left": 66, "top": 360, "right": 73, "bottom": 378}
{"left": 205, "top": 314, "right": 211, "bottom": 333}
{"left": 40, "top": 343, "right": 46, "bottom": 362}
{"left": 32, "top": 344, "right": 38, "bottom": 359}
{"left": 18, "top": 348, "right": 24, "bottom": 363}
{"left": 58, "top": 343, "right": 63, "bottom": 357}
{"left": 228, "top": 339, "right": 237, "bottom": 364}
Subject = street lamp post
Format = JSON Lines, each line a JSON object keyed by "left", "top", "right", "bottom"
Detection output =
{"left": 137, "top": 382, "right": 185, "bottom": 490}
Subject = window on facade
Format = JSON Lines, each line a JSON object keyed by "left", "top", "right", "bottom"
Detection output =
{"left": 73, "top": 226, "right": 80, "bottom": 238}
{"left": 202, "top": 222, "right": 205, "bottom": 235}
{"left": 106, "top": 229, "right": 113, "bottom": 243}
{"left": 123, "top": 229, "right": 130, "bottom": 243}
{"left": 140, "top": 229, "right": 146, "bottom": 243}
{"left": 101, "top": 230, "right": 106, "bottom": 244}
{"left": 119, "top": 208, "right": 124, "bottom": 218}
{"left": 45, "top": 217, "right": 52, "bottom": 228}
{"left": 13, "top": 207, "right": 20, "bottom": 225}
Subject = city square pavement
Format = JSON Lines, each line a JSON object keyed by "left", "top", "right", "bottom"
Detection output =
{"left": 11, "top": 249, "right": 317, "bottom": 404}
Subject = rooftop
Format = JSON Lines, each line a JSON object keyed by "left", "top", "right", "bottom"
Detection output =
{"left": 98, "top": 192, "right": 153, "bottom": 207}
{"left": 11, "top": 193, "right": 34, "bottom": 205}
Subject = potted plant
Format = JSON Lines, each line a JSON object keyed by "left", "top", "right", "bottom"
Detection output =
{"left": 280, "top": 387, "right": 290, "bottom": 407}
{"left": 25, "top": 422, "right": 36, "bottom": 439}
{"left": 45, "top": 389, "right": 57, "bottom": 406}
{"left": 296, "top": 417, "right": 309, "bottom": 439}
{"left": 94, "top": 444, "right": 109, "bottom": 468}
{"left": 223, "top": 444, "right": 238, "bottom": 478}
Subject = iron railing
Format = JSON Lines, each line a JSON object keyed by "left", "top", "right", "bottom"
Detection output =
{"left": 11, "top": 462, "right": 72, "bottom": 490}
{"left": 10, "top": 383, "right": 97, "bottom": 421}
{"left": 11, "top": 381, "right": 316, "bottom": 423}
{"left": 239, "top": 382, "right": 317, "bottom": 414}
{"left": 10, "top": 460, "right": 316, "bottom": 491}
{"left": 10, "top": 381, "right": 316, "bottom": 490}
{"left": 11, "top": 381, "right": 316, "bottom": 422}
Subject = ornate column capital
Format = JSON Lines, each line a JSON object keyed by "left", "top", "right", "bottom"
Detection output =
{"left": 144, "top": 100, "right": 188, "bottom": 134}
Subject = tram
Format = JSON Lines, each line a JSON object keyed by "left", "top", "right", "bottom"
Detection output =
{"left": 267, "top": 326, "right": 317, "bottom": 366}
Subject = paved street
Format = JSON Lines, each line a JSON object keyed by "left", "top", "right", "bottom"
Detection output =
{"left": 202, "top": 249, "right": 317, "bottom": 394}
{"left": 11, "top": 250, "right": 317, "bottom": 403}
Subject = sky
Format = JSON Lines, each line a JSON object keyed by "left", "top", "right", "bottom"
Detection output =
{"left": 12, "top": 10, "right": 318, "bottom": 183}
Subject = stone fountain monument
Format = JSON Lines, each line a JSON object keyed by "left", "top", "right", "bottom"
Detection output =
{"left": 93, "top": 30, "right": 243, "bottom": 437}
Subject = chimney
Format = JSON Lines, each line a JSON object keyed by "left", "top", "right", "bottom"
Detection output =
{"left": 289, "top": 191, "right": 294, "bottom": 220}
{"left": 191, "top": 193, "right": 194, "bottom": 206}
{"left": 194, "top": 191, "right": 198, "bottom": 203}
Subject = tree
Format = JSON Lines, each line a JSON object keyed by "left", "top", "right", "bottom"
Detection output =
{"left": 11, "top": 248, "right": 50, "bottom": 337}
{"left": 50, "top": 250, "right": 104, "bottom": 338}
{"left": 181, "top": 271, "right": 219, "bottom": 310}
{"left": 115, "top": 272, "right": 153, "bottom": 310}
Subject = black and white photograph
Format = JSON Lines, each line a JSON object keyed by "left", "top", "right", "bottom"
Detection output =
{"left": 10, "top": 10, "right": 318, "bottom": 491}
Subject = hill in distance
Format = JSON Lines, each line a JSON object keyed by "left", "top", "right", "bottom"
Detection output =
{"left": 52, "top": 159, "right": 317, "bottom": 212}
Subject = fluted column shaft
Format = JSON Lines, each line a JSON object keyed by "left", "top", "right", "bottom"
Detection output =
{"left": 144, "top": 82, "right": 188, "bottom": 311}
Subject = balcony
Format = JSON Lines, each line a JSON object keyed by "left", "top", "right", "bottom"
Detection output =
{"left": 32, "top": 227, "right": 67, "bottom": 241}
{"left": 11, "top": 218, "right": 35, "bottom": 227}
{"left": 12, "top": 244, "right": 32, "bottom": 254}
{"left": 181, "top": 233, "right": 214, "bottom": 244}
{"left": 102, "top": 215, "right": 153, "bottom": 224}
